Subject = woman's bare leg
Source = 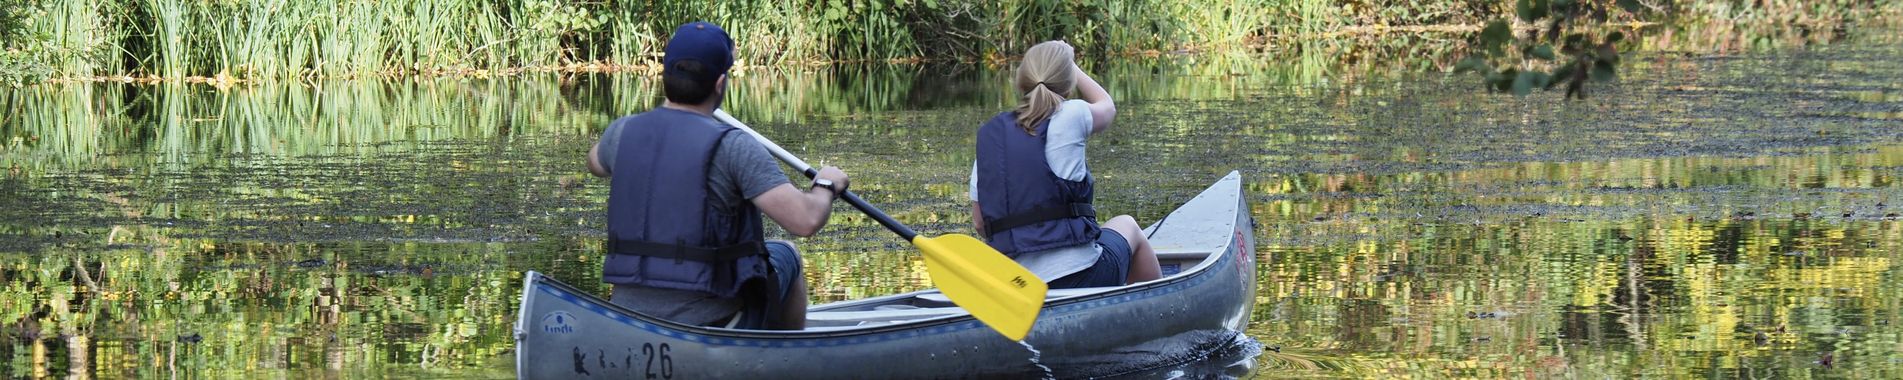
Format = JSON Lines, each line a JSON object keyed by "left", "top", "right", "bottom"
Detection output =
{"left": 1103, "top": 215, "right": 1160, "bottom": 284}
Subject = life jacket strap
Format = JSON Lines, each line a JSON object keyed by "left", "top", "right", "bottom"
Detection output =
{"left": 607, "top": 238, "right": 766, "bottom": 262}
{"left": 984, "top": 202, "right": 1095, "bottom": 238}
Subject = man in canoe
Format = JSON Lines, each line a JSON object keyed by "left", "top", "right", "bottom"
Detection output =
{"left": 970, "top": 40, "right": 1161, "bottom": 288}
{"left": 586, "top": 21, "right": 849, "bottom": 330}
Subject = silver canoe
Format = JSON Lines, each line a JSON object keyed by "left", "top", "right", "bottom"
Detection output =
{"left": 514, "top": 171, "right": 1257, "bottom": 379}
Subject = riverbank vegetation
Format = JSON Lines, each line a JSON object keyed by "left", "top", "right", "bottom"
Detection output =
{"left": 0, "top": 0, "right": 1897, "bottom": 86}
{"left": 1452, "top": 0, "right": 1899, "bottom": 99}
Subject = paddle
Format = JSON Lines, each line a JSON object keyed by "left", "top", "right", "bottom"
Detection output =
{"left": 711, "top": 109, "right": 1047, "bottom": 341}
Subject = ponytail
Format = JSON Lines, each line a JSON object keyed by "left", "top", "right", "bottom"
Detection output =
{"left": 1015, "top": 83, "right": 1066, "bottom": 134}
{"left": 1012, "top": 41, "right": 1077, "bottom": 135}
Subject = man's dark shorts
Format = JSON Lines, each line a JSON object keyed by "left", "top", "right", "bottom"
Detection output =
{"left": 735, "top": 240, "right": 802, "bottom": 329}
{"left": 1047, "top": 229, "right": 1134, "bottom": 289}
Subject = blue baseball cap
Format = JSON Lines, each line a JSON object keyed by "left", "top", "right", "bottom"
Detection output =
{"left": 662, "top": 21, "right": 734, "bottom": 83}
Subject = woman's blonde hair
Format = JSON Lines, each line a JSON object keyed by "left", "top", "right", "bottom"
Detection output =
{"left": 1013, "top": 41, "right": 1076, "bottom": 134}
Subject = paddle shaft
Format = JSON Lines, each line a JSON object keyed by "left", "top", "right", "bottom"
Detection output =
{"left": 711, "top": 110, "right": 918, "bottom": 241}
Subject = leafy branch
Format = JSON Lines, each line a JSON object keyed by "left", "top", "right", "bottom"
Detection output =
{"left": 1, "top": 0, "right": 49, "bottom": 87}
{"left": 1454, "top": 0, "right": 1652, "bottom": 99}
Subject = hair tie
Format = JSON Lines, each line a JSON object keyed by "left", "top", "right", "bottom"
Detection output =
{"left": 1024, "top": 82, "right": 1052, "bottom": 97}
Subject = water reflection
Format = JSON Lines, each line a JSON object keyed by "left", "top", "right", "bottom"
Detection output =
{"left": 4, "top": 28, "right": 1903, "bottom": 378}
{"left": 1250, "top": 146, "right": 1903, "bottom": 377}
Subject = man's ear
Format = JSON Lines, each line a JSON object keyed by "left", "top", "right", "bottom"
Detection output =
{"left": 716, "top": 74, "right": 728, "bottom": 91}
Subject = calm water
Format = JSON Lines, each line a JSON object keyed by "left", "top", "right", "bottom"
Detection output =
{"left": 5, "top": 27, "right": 1903, "bottom": 378}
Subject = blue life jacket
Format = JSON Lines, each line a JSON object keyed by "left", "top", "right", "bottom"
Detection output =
{"left": 975, "top": 111, "right": 1099, "bottom": 255}
{"left": 602, "top": 110, "right": 768, "bottom": 298}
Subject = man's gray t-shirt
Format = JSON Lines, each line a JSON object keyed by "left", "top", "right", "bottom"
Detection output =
{"left": 596, "top": 107, "right": 792, "bottom": 325}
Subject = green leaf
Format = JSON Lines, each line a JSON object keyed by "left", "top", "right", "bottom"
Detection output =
{"left": 1591, "top": 62, "right": 1616, "bottom": 82}
{"left": 1553, "top": 0, "right": 1576, "bottom": 9}
{"left": 1527, "top": 44, "right": 1557, "bottom": 60}
{"left": 1517, "top": 0, "right": 1549, "bottom": 23}
{"left": 1453, "top": 56, "right": 1491, "bottom": 74}
{"left": 1561, "top": 33, "right": 1587, "bottom": 54}
{"left": 1511, "top": 71, "right": 1552, "bottom": 96}
{"left": 1480, "top": 20, "right": 1513, "bottom": 42}
{"left": 1511, "top": 73, "right": 1535, "bottom": 96}
{"left": 1491, "top": 68, "right": 1518, "bottom": 92}
{"left": 1479, "top": 20, "right": 1512, "bottom": 57}
{"left": 1617, "top": 0, "right": 1644, "bottom": 13}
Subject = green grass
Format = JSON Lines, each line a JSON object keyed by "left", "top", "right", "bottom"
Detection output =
{"left": 0, "top": 0, "right": 1896, "bottom": 84}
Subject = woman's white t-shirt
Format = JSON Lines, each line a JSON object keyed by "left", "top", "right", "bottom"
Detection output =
{"left": 969, "top": 99, "right": 1102, "bottom": 282}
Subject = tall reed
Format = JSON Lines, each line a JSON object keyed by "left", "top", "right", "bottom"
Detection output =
{"left": 1, "top": 0, "right": 1897, "bottom": 83}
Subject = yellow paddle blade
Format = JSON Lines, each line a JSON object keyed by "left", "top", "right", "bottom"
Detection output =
{"left": 912, "top": 233, "right": 1047, "bottom": 341}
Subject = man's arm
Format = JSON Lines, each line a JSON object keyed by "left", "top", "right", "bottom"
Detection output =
{"left": 587, "top": 143, "right": 610, "bottom": 177}
{"left": 589, "top": 121, "right": 623, "bottom": 178}
{"left": 751, "top": 167, "right": 848, "bottom": 237}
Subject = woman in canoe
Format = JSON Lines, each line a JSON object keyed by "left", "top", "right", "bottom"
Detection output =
{"left": 970, "top": 40, "right": 1161, "bottom": 288}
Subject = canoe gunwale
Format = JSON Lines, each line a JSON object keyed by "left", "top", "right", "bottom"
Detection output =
{"left": 522, "top": 271, "right": 984, "bottom": 339}
{"left": 519, "top": 250, "right": 1221, "bottom": 339}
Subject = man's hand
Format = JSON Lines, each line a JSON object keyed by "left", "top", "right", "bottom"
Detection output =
{"left": 813, "top": 166, "right": 849, "bottom": 195}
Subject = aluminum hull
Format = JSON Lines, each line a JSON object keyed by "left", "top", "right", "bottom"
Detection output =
{"left": 514, "top": 171, "right": 1256, "bottom": 378}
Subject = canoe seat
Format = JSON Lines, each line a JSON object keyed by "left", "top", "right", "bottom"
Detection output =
{"left": 1152, "top": 248, "right": 1211, "bottom": 260}
{"left": 913, "top": 286, "right": 1111, "bottom": 306}
{"left": 806, "top": 307, "right": 966, "bottom": 325}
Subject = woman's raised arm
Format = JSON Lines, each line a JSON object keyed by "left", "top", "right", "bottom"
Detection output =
{"left": 1073, "top": 65, "right": 1116, "bottom": 134}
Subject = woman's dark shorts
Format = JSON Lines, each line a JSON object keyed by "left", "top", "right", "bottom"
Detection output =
{"left": 1047, "top": 229, "right": 1134, "bottom": 289}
